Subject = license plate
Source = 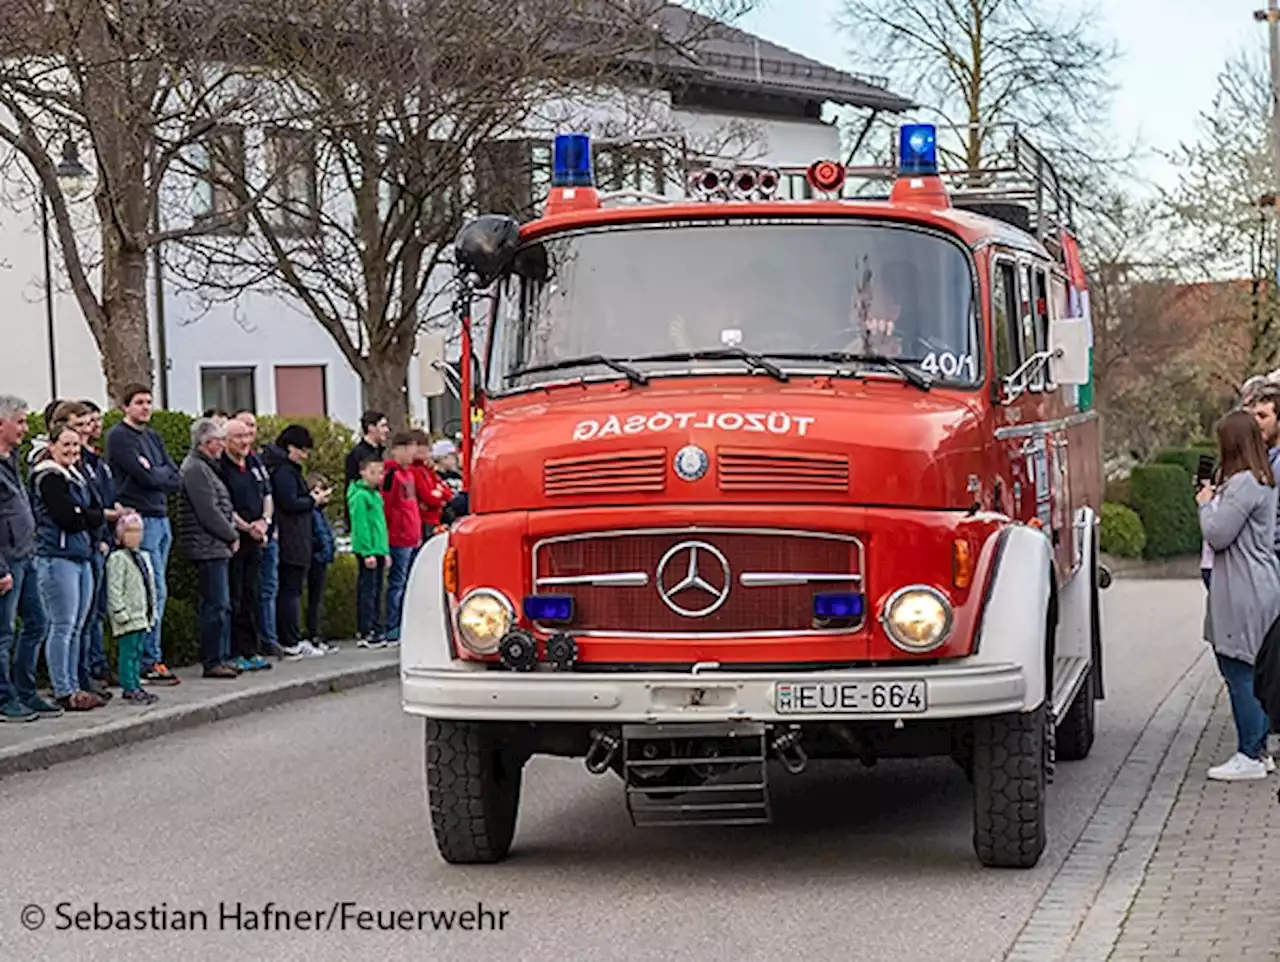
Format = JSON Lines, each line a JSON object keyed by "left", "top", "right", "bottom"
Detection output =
{"left": 775, "top": 680, "right": 927, "bottom": 714}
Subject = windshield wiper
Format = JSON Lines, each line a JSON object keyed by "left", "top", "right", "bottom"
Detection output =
{"left": 509, "top": 354, "right": 648, "bottom": 386}
{"left": 624, "top": 347, "right": 790, "bottom": 382}
{"left": 767, "top": 352, "right": 934, "bottom": 391}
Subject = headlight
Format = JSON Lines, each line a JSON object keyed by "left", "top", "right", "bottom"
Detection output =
{"left": 455, "top": 589, "right": 514, "bottom": 655}
{"left": 882, "top": 586, "right": 953, "bottom": 653}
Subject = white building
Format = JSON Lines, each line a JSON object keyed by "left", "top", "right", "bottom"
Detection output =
{"left": 0, "top": 10, "right": 911, "bottom": 429}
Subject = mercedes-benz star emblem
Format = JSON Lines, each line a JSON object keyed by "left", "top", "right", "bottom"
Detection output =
{"left": 673, "top": 444, "right": 709, "bottom": 482}
{"left": 655, "top": 540, "right": 731, "bottom": 617}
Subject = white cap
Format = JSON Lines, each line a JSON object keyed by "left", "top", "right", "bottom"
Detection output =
{"left": 430, "top": 439, "right": 457, "bottom": 459}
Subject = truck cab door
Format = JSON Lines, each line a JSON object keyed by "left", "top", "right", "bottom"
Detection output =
{"left": 991, "top": 256, "right": 1035, "bottom": 522}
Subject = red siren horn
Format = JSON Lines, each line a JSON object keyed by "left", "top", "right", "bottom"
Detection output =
{"left": 806, "top": 159, "right": 846, "bottom": 194}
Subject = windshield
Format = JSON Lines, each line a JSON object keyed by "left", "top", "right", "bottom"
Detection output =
{"left": 487, "top": 219, "right": 980, "bottom": 393}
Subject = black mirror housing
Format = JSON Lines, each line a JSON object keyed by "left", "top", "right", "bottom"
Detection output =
{"left": 454, "top": 214, "right": 521, "bottom": 286}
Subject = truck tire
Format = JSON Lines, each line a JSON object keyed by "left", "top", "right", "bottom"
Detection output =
{"left": 1055, "top": 668, "right": 1096, "bottom": 761}
{"left": 972, "top": 705, "right": 1047, "bottom": 869}
{"left": 425, "top": 719, "right": 523, "bottom": 864}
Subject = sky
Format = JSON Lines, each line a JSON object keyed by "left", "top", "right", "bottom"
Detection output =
{"left": 739, "top": 0, "right": 1261, "bottom": 190}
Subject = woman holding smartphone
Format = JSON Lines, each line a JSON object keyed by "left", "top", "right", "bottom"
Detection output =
{"left": 1198, "top": 410, "right": 1280, "bottom": 781}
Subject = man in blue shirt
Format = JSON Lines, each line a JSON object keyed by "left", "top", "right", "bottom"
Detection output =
{"left": 105, "top": 384, "right": 181, "bottom": 685}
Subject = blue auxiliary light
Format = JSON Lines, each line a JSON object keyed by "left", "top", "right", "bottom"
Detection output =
{"left": 552, "top": 133, "right": 594, "bottom": 188}
{"left": 523, "top": 594, "right": 575, "bottom": 623}
{"left": 898, "top": 123, "right": 939, "bottom": 176}
{"left": 814, "top": 592, "right": 864, "bottom": 621}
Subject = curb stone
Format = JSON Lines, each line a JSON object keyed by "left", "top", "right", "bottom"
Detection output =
{"left": 0, "top": 660, "right": 399, "bottom": 778}
{"left": 1003, "top": 649, "right": 1216, "bottom": 962}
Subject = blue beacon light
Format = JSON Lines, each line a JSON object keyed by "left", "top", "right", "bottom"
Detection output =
{"left": 898, "top": 123, "right": 939, "bottom": 176}
{"left": 552, "top": 133, "right": 594, "bottom": 188}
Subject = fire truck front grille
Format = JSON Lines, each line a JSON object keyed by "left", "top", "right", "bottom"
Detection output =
{"left": 531, "top": 528, "right": 864, "bottom": 636}
{"left": 716, "top": 449, "right": 849, "bottom": 492}
{"left": 544, "top": 449, "right": 667, "bottom": 497}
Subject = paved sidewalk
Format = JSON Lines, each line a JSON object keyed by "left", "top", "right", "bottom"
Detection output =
{"left": 1107, "top": 688, "right": 1280, "bottom": 962}
{"left": 0, "top": 644, "right": 398, "bottom": 777}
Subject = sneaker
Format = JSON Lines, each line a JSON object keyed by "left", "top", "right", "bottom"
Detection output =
{"left": 0, "top": 699, "right": 37, "bottom": 722}
{"left": 1208, "top": 752, "right": 1269, "bottom": 781}
{"left": 280, "top": 644, "right": 304, "bottom": 656}
{"left": 85, "top": 681, "right": 113, "bottom": 702}
{"left": 22, "top": 695, "right": 64, "bottom": 718}
{"left": 357, "top": 637, "right": 386, "bottom": 650}
{"left": 317, "top": 641, "right": 338, "bottom": 653}
{"left": 296, "top": 641, "right": 327, "bottom": 658}
{"left": 141, "top": 665, "right": 180, "bottom": 686}
{"left": 229, "top": 656, "right": 255, "bottom": 672}
{"left": 1265, "top": 755, "right": 1276, "bottom": 774}
{"left": 382, "top": 638, "right": 400, "bottom": 648}
{"left": 246, "top": 655, "right": 272, "bottom": 671}
{"left": 202, "top": 665, "right": 239, "bottom": 679}
{"left": 122, "top": 689, "right": 159, "bottom": 706}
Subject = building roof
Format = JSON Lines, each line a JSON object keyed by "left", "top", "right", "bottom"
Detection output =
{"left": 646, "top": 5, "right": 914, "bottom": 113}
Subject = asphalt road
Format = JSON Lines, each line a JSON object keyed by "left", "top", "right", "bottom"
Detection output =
{"left": 0, "top": 580, "right": 1204, "bottom": 962}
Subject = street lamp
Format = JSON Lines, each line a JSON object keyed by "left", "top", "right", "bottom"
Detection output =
{"left": 43, "top": 135, "right": 93, "bottom": 396}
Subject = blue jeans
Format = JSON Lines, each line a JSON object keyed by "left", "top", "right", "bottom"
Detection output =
{"left": 79, "top": 550, "right": 108, "bottom": 686}
{"left": 259, "top": 536, "right": 279, "bottom": 646}
{"left": 139, "top": 516, "right": 172, "bottom": 669}
{"left": 196, "top": 559, "right": 232, "bottom": 671}
{"left": 386, "top": 546, "right": 418, "bottom": 640}
{"left": 37, "top": 556, "right": 93, "bottom": 698}
{"left": 1217, "top": 653, "right": 1271, "bottom": 760}
{"left": 0, "top": 556, "right": 47, "bottom": 705}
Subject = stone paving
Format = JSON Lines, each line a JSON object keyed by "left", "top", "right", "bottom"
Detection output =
{"left": 1107, "top": 688, "right": 1280, "bottom": 962}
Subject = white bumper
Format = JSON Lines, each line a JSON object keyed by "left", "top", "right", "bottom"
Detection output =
{"left": 401, "top": 661, "right": 1027, "bottom": 723}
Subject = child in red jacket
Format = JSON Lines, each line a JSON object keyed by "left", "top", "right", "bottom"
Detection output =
{"left": 380, "top": 433, "right": 422, "bottom": 644}
{"left": 408, "top": 429, "right": 450, "bottom": 539}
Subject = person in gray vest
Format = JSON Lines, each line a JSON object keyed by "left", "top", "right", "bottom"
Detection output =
{"left": 0, "top": 395, "right": 59, "bottom": 721}
{"left": 176, "top": 418, "right": 240, "bottom": 679}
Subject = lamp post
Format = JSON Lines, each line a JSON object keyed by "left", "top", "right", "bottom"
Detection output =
{"left": 42, "top": 137, "right": 91, "bottom": 397}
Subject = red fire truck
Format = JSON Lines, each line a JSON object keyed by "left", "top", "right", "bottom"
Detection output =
{"left": 400, "top": 123, "right": 1106, "bottom": 869}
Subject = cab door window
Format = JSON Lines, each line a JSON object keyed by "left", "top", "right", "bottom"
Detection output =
{"left": 1029, "top": 266, "right": 1050, "bottom": 391}
{"left": 991, "top": 259, "right": 1021, "bottom": 380}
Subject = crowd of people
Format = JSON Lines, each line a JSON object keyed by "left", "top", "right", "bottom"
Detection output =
{"left": 1198, "top": 377, "right": 1280, "bottom": 781}
{"left": 0, "top": 385, "right": 465, "bottom": 722}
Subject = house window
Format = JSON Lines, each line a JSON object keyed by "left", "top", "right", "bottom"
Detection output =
{"left": 594, "top": 144, "right": 667, "bottom": 194}
{"left": 379, "top": 139, "right": 462, "bottom": 234}
{"left": 201, "top": 367, "right": 256, "bottom": 414}
{"left": 193, "top": 126, "right": 248, "bottom": 233}
{"left": 265, "top": 128, "right": 318, "bottom": 235}
{"left": 274, "top": 365, "right": 327, "bottom": 417}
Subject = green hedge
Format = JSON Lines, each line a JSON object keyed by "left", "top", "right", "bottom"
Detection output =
{"left": 21, "top": 407, "right": 359, "bottom": 670}
{"left": 1099, "top": 502, "right": 1146, "bottom": 557}
{"left": 1103, "top": 477, "right": 1132, "bottom": 508}
{"left": 1152, "top": 445, "right": 1216, "bottom": 481}
{"left": 1129, "top": 463, "right": 1202, "bottom": 559}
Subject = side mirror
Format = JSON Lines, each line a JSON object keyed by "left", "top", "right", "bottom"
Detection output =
{"left": 1049, "top": 316, "right": 1090, "bottom": 386}
{"left": 453, "top": 214, "right": 520, "bottom": 286}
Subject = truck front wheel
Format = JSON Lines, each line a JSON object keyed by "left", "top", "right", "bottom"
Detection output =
{"left": 425, "top": 719, "right": 524, "bottom": 864}
{"left": 972, "top": 705, "right": 1048, "bottom": 869}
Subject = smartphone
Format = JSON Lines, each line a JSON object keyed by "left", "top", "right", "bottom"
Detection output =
{"left": 1196, "top": 454, "right": 1215, "bottom": 486}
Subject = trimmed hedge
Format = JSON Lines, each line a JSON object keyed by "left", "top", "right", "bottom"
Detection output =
{"left": 1129, "top": 463, "right": 1202, "bottom": 559}
{"left": 1152, "top": 445, "right": 1216, "bottom": 482}
{"left": 1103, "top": 477, "right": 1131, "bottom": 508}
{"left": 20, "top": 407, "right": 359, "bottom": 670}
{"left": 1099, "top": 502, "right": 1146, "bottom": 558}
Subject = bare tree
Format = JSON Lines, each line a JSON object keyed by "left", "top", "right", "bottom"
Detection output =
{"left": 162, "top": 0, "right": 760, "bottom": 423}
{"left": 0, "top": 0, "right": 278, "bottom": 397}
{"left": 837, "top": 0, "right": 1120, "bottom": 190}
{"left": 1165, "top": 50, "right": 1280, "bottom": 382}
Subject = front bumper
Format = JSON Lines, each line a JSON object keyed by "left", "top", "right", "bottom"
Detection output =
{"left": 400, "top": 660, "right": 1029, "bottom": 724}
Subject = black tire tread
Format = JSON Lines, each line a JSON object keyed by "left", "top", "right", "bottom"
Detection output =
{"left": 1055, "top": 668, "right": 1096, "bottom": 761}
{"left": 973, "top": 706, "right": 1047, "bottom": 869}
{"left": 425, "top": 719, "right": 522, "bottom": 864}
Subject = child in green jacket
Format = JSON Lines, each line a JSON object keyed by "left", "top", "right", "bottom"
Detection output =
{"left": 105, "top": 512, "right": 161, "bottom": 705}
{"left": 347, "top": 457, "right": 391, "bottom": 648}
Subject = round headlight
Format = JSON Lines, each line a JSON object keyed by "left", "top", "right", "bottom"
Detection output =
{"left": 882, "top": 586, "right": 953, "bottom": 652}
{"left": 455, "top": 589, "right": 514, "bottom": 655}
